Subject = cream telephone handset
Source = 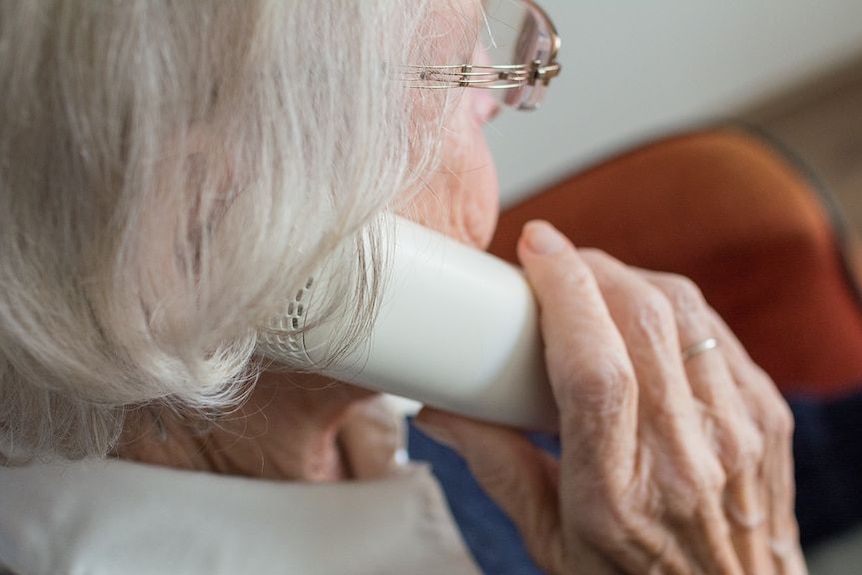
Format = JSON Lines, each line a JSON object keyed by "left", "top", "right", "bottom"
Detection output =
{"left": 256, "top": 217, "right": 559, "bottom": 432}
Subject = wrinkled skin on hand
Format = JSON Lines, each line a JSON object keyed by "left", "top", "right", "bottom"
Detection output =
{"left": 416, "top": 221, "right": 807, "bottom": 575}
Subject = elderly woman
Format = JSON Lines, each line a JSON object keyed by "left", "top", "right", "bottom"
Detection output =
{"left": 0, "top": 1, "right": 805, "bottom": 573}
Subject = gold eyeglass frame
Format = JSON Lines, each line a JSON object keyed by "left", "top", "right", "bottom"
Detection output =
{"left": 402, "top": 0, "right": 561, "bottom": 100}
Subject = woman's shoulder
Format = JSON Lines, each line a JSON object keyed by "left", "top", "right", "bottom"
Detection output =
{"left": 0, "top": 458, "right": 480, "bottom": 575}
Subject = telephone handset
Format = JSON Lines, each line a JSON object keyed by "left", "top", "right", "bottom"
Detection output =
{"left": 257, "top": 217, "right": 559, "bottom": 432}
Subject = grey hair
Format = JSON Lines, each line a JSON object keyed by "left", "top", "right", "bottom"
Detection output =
{"left": 0, "top": 0, "right": 478, "bottom": 462}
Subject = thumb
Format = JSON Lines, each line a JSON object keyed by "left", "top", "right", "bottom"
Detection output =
{"left": 414, "top": 408, "right": 566, "bottom": 574}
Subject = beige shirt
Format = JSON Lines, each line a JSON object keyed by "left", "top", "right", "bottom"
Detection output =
{"left": 0, "top": 458, "right": 481, "bottom": 575}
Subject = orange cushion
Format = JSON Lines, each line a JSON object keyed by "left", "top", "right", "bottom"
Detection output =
{"left": 490, "top": 128, "right": 862, "bottom": 398}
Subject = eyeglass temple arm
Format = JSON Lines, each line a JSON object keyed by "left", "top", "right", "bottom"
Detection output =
{"left": 403, "top": 60, "right": 561, "bottom": 89}
{"left": 532, "top": 60, "right": 561, "bottom": 86}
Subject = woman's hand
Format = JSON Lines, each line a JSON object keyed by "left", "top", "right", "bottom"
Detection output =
{"left": 415, "top": 221, "right": 806, "bottom": 574}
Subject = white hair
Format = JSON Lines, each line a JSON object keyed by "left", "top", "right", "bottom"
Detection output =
{"left": 0, "top": 0, "right": 478, "bottom": 462}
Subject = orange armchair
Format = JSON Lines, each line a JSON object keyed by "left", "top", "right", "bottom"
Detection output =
{"left": 490, "top": 126, "right": 862, "bottom": 398}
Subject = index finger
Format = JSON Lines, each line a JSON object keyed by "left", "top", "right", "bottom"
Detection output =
{"left": 517, "top": 221, "right": 638, "bottom": 472}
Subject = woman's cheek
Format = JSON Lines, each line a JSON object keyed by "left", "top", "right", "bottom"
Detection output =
{"left": 403, "top": 97, "right": 501, "bottom": 250}
{"left": 455, "top": 122, "right": 500, "bottom": 250}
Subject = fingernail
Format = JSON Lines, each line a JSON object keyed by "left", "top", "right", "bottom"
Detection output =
{"left": 413, "top": 420, "right": 459, "bottom": 451}
{"left": 524, "top": 221, "right": 568, "bottom": 255}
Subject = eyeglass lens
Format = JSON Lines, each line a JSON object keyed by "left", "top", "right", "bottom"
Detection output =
{"left": 480, "top": 0, "right": 554, "bottom": 110}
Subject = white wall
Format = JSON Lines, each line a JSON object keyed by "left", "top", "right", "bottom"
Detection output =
{"left": 490, "top": 1, "right": 862, "bottom": 206}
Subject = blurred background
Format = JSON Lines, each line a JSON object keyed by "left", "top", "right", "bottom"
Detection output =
{"left": 486, "top": 2, "right": 862, "bottom": 573}
{"left": 489, "top": 0, "right": 862, "bottom": 221}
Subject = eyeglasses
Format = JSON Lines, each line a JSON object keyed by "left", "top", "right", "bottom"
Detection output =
{"left": 403, "top": 0, "right": 561, "bottom": 111}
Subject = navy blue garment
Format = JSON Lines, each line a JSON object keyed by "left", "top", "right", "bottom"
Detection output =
{"left": 408, "top": 391, "right": 862, "bottom": 573}
{"left": 407, "top": 420, "right": 558, "bottom": 575}
{"left": 790, "top": 392, "right": 862, "bottom": 548}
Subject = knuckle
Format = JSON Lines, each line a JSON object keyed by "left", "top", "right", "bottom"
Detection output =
{"left": 728, "top": 426, "right": 766, "bottom": 473}
{"left": 741, "top": 418, "right": 767, "bottom": 460}
{"left": 559, "top": 264, "right": 596, "bottom": 293}
{"left": 714, "top": 411, "right": 766, "bottom": 473}
{"left": 767, "top": 399, "right": 795, "bottom": 441}
{"left": 665, "top": 452, "right": 726, "bottom": 519}
{"left": 542, "top": 260, "right": 595, "bottom": 299}
{"left": 532, "top": 263, "right": 597, "bottom": 315}
{"left": 658, "top": 275, "right": 705, "bottom": 314}
{"left": 701, "top": 455, "right": 728, "bottom": 493}
{"left": 556, "top": 352, "right": 636, "bottom": 411}
{"left": 632, "top": 288, "right": 677, "bottom": 341}
{"left": 694, "top": 464, "right": 727, "bottom": 501}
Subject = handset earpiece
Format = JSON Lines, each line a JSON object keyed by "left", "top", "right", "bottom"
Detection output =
{"left": 257, "top": 217, "right": 559, "bottom": 432}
